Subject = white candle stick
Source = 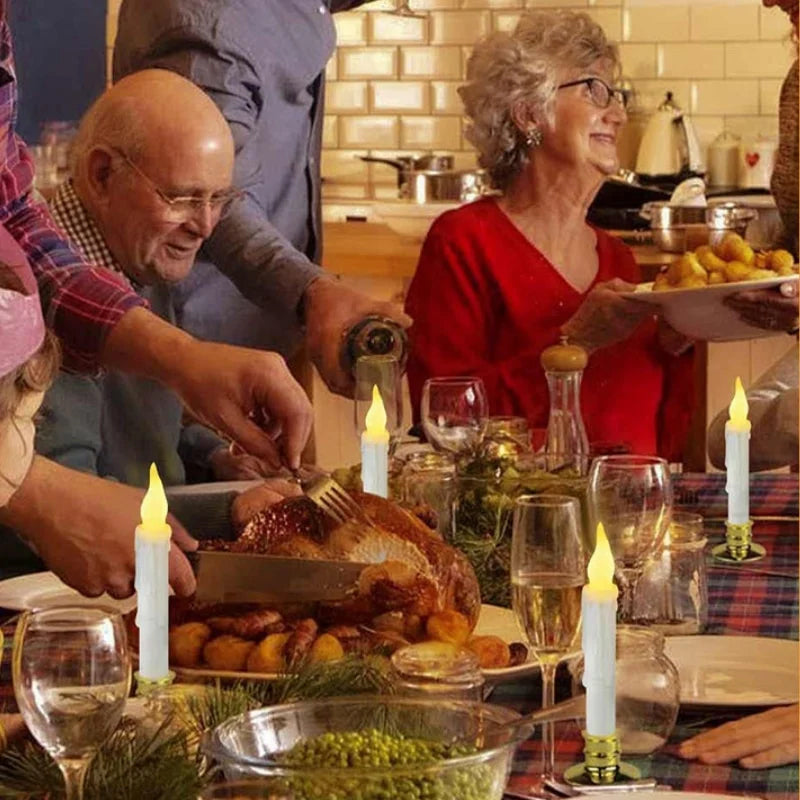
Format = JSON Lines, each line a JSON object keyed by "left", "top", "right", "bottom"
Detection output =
{"left": 361, "top": 384, "right": 389, "bottom": 498}
{"left": 135, "top": 463, "right": 172, "bottom": 681}
{"left": 725, "top": 377, "right": 751, "bottom": 525}
{"left": 582, "top": 523, "right": 618, "bottom": 737}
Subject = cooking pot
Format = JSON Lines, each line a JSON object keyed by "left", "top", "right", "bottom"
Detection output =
{"left": 360, "top": 155, "right": 489, "bottom": 202}
{"left": 640, "top": 201, "right": 757, "bottom": 253}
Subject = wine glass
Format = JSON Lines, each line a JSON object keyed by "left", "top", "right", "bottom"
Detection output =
{"left": 587, "top": 455, "right": 673, "bottom": 622}
{"left": 13, "top": 606, "right": 131, "bottom": 800}
{"left": 420, "top": 376, "right": 488, "bottom": 458}
{"left": 511, "top": 494, "right": 585, "bottom": 782}
{"left": 354, "top": 354, "right": 404, "bottom": 454}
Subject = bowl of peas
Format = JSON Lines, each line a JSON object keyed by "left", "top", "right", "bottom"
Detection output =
{"left": 205, "top": 696, "right": 525, "bottom": 800}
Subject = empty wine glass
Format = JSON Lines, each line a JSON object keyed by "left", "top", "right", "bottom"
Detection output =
{"left": 511, "top": 494, "right": 585, "bottom": 783}
{"left": 420, "top": 376, "right": 488, "bottom": 458}
{"left": 354, "top": 354, "right": 404, "bottom": 453}
{"left": 587, "top": 455, "right": 673, "bottom": 622}
{"left": 13, "top": 606, "right": 131, "bottom": 800}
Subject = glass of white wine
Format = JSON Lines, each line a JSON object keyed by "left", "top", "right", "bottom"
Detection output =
{"left": 12, "top": 606, "right": 131, "bottom": 800}
{"left": 420, "top": 376, "right": 488, "bottom": 458}
{"left": 511, "top": 494, "right": 585, "bottom": 782}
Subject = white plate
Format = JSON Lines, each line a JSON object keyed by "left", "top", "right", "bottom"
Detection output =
{"left": 665, "top": 635, "right": 799, "bottom": 707}
{"left": 622, "top": 274, "right": 798, "bottom": 341}
{"left": 174, "top": 604, "right": 538, "bottom": 684}
{"left": 586, "top": 793, "right": 761, "bottom": 800}
{"left": 0, "top": 571, "right": 136, "bottom": 614}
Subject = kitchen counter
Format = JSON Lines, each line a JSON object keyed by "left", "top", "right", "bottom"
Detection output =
{"left": 321, "top": 220, "right": 677, "bottom": 280}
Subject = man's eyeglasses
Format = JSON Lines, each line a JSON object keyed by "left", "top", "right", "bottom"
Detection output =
{"left": 557, "top": 77, "right": 630, "bottom": 110}
{"left": 110, "top": 148, "right": 242, "bottom": 222}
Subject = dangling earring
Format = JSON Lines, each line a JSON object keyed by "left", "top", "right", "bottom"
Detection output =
{"left": 524, "top": 127, "right": 543, "bottom": 148}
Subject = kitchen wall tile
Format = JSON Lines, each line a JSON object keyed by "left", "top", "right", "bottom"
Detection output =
{"left": 108, "top": 0, "right": 122, "bottom": 16}
{"left": 586, "top": 7, "right": 622, "bottom": 41}
{"left": 367, "top": 149, "right": 427, "bottom": 186}
{"left": 409, "top": 0, "right": 459, "bottom": 7}
{"left": 339, "top": 47, "right": 398, "bottom": 79}
{"left": 657, "top": 43, "right": 724, "bottom": 79}
{"left": 759, "top": 78, "right": 783, "bottom": 115}
{"left": 690, "top": 3, "right": 758, "bottom": 42}
{"left": 401, "top": 115, "right": 462, "bottom": 148}
{"left": 323, "top": 115, "right": 338, "bottom": 148}
{"left": 326, "top": 54, "right": 338, "bottom": 81}
{"left": 371, "top": 81, "right": 430, "bottom": 112}
{"left": 590, "top": 0, "right": 623, "bottom": 7}
{"left": 334, "top": 13, "right": 367, "bottom": 46}
{"left": 619, "top": 43, "right": 658, "bottom": 80}
{"left": 631, "top": 79, "right": 691, "bottom": 113}
{"left": 690, "top": 114, "right": 726, "bottom": 154}
{"left": 623, "top": 5, "right": 690, "bottom": 43}
{"left": 106, "top": 13, "right": 118, "bottom": 47}
{"left": 724, "top": 114, "right": 779, "bottom": 142}
{"left": 361, "top": 0, "right": 394, "bottom": 10}
{"left": 463, "top": 0, "right": 521, "bottom": 7}
{"left": 340, "top": 116, "right": 400, "bottom": 148}
{"left": 690, "top": 79, "right": 759, "bottom": 116}
{"left": 326, "top": 81, "right": 368, "bottom": 113}
{"left": 320, "top": 149, "right": 369, "bottom": 183}
{"left": 369, "top": 12, "right": 428, "bottom": 43}
{"left": 453, "top": 150, "right": 480, "bottom": 169}
{"left": 725, "top": 41, "right": 795, "bottom": 78}
{"left": 524, "top": 0, "right": 589, "bottom": 6}
{"left": 401, "top": 46, "right": 462, "bottom": 78}
{"left": 430, "top": 11, "right": 491, "bottom": 44}
{"left": 321, "top": 182, "right": 369, "bottom": 200}
{"left": 759, "top": 4, "right": 794, "bottom": 39}
{"left": 432, "top": 81, "right": 463, "bottom": 113}
{"left": 493, "top": 12, "right": 521, "bottom": 32}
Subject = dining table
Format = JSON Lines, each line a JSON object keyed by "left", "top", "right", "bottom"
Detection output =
{"left": 0, "top": 471, "right": 797, "bottom": 800}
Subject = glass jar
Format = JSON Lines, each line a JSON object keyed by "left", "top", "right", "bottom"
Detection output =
{"left": 390, "top": 642, "right": 485, "bottom": 702}
{"left": 482, "top": 416, "right": 532, "bottom": 460}
{"left": 570, "top": 626, "right": 680, "bottom": 755}
{"left": 633, "top": 511, "right": 708, "bottom": 634}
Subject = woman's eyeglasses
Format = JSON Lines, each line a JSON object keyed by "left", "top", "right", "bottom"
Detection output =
{"left": 557, "top": 77, "right": 630, "bottom": 110}
{"left": 110, "top": 147, "right": 242, "bottom": 222}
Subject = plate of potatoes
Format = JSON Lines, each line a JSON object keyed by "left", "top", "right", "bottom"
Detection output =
{"left": 624, "top": 234, "right": 798, "bottom": 341}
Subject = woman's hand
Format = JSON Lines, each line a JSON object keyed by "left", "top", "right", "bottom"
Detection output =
{"left": 724, "top": 281, "right": 799, "bottom": 333}
{"left": 678, "top": 704, "right": 799, "bottom": 769}
{"left": 561, "top": 279, "right": 654, "bottom": 353}
{"left": 209, "top": 444, "right": 275, "bottom": 481}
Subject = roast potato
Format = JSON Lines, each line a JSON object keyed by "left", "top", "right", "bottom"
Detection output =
{"left": 246, "top": 632, "right": 292, "bottom": 673}
{"left": 466, "top": 635, "right": 511, "bottom": 669}
{"left": 169, "top": 622, "right": 212, "bottom": 668}
{"left": 425, "top": 610, "right": 471, "bottom": 646}
{"left": 203, "top": 634, "right": 255, "bottom": 672}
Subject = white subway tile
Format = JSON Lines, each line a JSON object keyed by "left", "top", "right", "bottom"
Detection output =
{"left": 320, "top": 149, "right": 369, "bottom": 182}
{"left": 524, "top": 0, "right": 589, "bottom": 6}
{"left": 323, "top": 115, "right": 338, "bottom": 148}
{"left": 690, "top": 4, "right": 758, "bottom": 42}
{"left": 340, "top": 116, "right": 400, "bottom": 148}
{"left": 632, "top": 79, "right": 691, "bottom": 112}
{"left": 339, "top": 47, "right": 398, "bottom": 79}
{"left": 725, "top": 41, "right": 795, "bottom": 78}
{"left": 463, "top": 0, "right": 521, "bottom": 6}
{"left": 326, "top": 81, "right": 368, "bottom": 113}
{"left": 623, "top": 5, "right": 689, "bottom": 43}
{"left": 401, "top": 115, "right": 462, "bottom": 148}
{"left": 411, "top": 0, "right": 459, "bottom": 7}
{"left": 370, "top": 81, "right": 430, "bottom": 112}
{"left": 493, "top": 12, "right": 521, "bottom": 32}
{"left": 723, "top": 114, "right": 779, "bottom": 141}
{"left": 334, "top": 13, "right": 367, "bottom": 46}
{"left": 586, "top": 8, "right": 622, "bottom": 41}
{"left": 760, "top": 4, "right": 794, "bottom": 39}
{"left": 689, "top": 80, "right": 759, "bottom": 116}
{"left": 759, "top": 78, "right": 783, "bottom": 115}
{"left": 619, "top": 43, "right": 657, "bottom": 79}
{"left": 326, "top": 54, "right": 338, "bottom": 81}
{"left": 657, "top": 43, "right": 724, "bottom": 79}
{"left": 689, "top": 114, "right": 726, "bottom": 155}
{"left": 452, "top": 150, "right": 480, "bottom": 169}
{"left": 321, "top": 182, "right": 369, "bottom": 200}
{"left": 106, "top": 13, "right": 118, "bottom": 47}
{"left": 430, "top": 11, "right": 491, "bottom": 45}
{"left": 401, "top": 46, "right": 463, "bottom": 78}
{"left": 369, "top": 12, "right": 428, "bottom": 44}
{"left": 432, "top": 81, "right": 463, "bottom": 113}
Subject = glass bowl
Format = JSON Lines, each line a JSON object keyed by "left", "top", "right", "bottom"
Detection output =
{"left": 205, "top": 695, "right": 524, "bottom": 800}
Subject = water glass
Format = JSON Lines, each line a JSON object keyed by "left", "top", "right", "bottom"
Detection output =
{"left": 13, "top": 606, "right": 131, "bottom": 800}
{"left": 402, "top": 470, "right": 456, "bottom": 537}
{"left": 420, "top": 376, "right": 488, "bottom": 457}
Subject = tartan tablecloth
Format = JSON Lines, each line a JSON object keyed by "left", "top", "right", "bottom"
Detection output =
{"left": 0, "top": 473, "right": 798, "bottom": 798}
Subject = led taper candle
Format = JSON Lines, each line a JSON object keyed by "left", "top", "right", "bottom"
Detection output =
{"left": 361, "top": 384, "right": 389, "bottom": 498}
{"left": 725, "top": 377, "right": 750, "bottom": 526}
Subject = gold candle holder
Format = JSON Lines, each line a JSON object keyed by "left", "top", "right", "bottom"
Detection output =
{"left": 563, "top": 731, "right": 641, "bottom": 786}
{"left": 711, "top": 520, "right": 765, "bottom": 563}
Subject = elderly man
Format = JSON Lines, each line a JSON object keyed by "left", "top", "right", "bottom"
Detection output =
{"left": 35, "top": 68, "right": 268, "bottom": 488}
{"left": 113, "top": 0, "right": 411, "bottom": 397}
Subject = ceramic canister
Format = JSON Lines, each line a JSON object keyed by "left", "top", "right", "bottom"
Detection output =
{"left": 739, "top": 134, "right": 778, "bottom": 189}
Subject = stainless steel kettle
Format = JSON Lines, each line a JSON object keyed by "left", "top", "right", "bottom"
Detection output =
{"left": 635, "top": 92, "right": 705, "bottom": 179}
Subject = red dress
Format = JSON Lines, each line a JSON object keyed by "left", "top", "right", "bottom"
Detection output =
{"left": 405, "top": 198, "right": 692, "bottom": 458}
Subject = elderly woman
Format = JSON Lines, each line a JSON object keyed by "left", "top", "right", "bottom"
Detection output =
{"left": 406, "top": 9, "right": 692, "bottom": 458}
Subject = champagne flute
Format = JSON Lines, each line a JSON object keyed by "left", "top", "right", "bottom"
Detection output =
{"left": 511, "top": 494, "right": 585, "bottom": 782}
{"left": 587, "top": 455, "right": 673, "bottom": 622}
{"left": 13, "top": 606, "right": 131, "bottom": 800}
{"left": 420, "top": 376, "right": 488, "bottom": 458}
{"left": 354, "top": 354, "right": 404, "bottom": 454}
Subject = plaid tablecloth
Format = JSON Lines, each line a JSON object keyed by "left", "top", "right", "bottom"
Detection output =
{"left": 0, "top": 473, "right": 797, "bottom": 798}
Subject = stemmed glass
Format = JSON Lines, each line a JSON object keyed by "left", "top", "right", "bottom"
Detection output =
{"left": 354, "top": 354, "right": 404, "bottom": 454}
{"left": 511, "top": 494, "right": 585, "bottom": 782}
{"left": 13, "top": 606, "right": 131, "bottom": 800}
{"left": 420, "top": 376, "right": 488, "bottom": 459}
{"left": 587, "top": 455, "right": 673, "bottom": 621}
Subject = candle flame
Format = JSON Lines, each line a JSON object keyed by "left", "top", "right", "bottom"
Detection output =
{"left": 728, "top": 376, "right": 749, "bottom": 426}
{"left": 365, "top": 385, "right": 388, "bottom": 434}
{"left": 140, "top": 463, "right": 169, "bottom": 533}
{"left": 587, "top": 523, "right": 616, "bottom": 588}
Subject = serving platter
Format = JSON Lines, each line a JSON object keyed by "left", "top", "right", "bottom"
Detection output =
{"left": 622, "top": 273, "right": 798, "bottom": 341}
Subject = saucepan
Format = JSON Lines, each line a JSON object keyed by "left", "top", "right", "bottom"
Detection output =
{"left": 360, "top": 155, "right": 489, "bottom": 203}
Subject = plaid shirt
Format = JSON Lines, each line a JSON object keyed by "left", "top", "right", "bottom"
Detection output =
{"left": 0, "top": 7, "right": 144, "bottom": 372}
